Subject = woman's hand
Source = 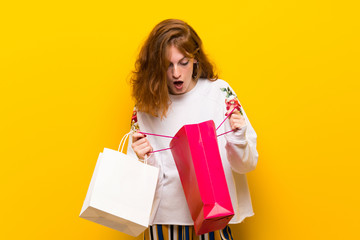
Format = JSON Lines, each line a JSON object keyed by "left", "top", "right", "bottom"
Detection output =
{"left": 131, "top": 131, "right": 153, "bottom": 160}
{"left": 226, "top": 107, "right": 246, "bottom": 131}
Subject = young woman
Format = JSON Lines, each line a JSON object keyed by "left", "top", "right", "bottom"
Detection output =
{"left": 127, "top": 19, "right": 258, "bottom": 240}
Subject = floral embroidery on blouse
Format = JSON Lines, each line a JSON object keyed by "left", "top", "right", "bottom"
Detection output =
{"left": 220, "top": 87, "right": 243, "bottom": 116}
{"left": 130, "top": 106, "right": 140, "bottom": 132}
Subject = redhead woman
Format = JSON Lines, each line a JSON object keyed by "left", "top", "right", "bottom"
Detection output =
{"left": 127, "top": 19, "right": 258, "bottom": 240}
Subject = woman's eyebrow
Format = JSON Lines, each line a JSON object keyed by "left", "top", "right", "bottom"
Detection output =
{"left": 169, "top": 57, "right": 188, "bottom": 64}
{"left": 178, "top": 57, "right": 188, "bottom": 62}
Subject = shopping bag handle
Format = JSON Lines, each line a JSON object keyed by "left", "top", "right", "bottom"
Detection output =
{"left": 216, "top": 107, "right": 236, "bottom": 131}
{"left": 124, "top": 108, "right": 238, "bottom": 155}
{"left": 118, "top": 131, "right": 131, "bottom": 153}
{"left": 118, "top": 131, "right": 173, "bottom": 153}
{"left": 117, "top": 131, "right": 151, "bottom": 164}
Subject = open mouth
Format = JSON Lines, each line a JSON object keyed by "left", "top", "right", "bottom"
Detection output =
{"left": 174, "top": 81, "right": 184, "bottom": 90}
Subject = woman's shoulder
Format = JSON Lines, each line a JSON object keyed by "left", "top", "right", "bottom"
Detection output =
{"left": 196, "top": 78, "right": 234, "bottom": 104}
{"left": 200, "top": 78, "right": 232, "bottom": 94}
{"left": 201, "top": 78, "right": 231, "bottom": 89}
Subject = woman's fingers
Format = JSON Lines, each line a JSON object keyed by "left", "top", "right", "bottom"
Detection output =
{"left": 131, "top": 131, "right": 153, "bottom": 159}
{"left": 225, "top": 107, "right": 240, "bottom": 116}
{"left": 135, "top": 139, "right": 151, "bottom": 150}
{"left": 137, "top": 146, "right": 153, "bottom": 158}
{"left": 132, "top": 132, "right": 146, "bottom": 142}
{"left": 225, "top": 106, "right": 245, "bottom": 131}
{"left": 229, "top": 111, "right": 246, "bottom": 130}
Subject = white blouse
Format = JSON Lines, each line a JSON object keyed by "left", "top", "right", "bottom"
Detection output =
{"left": 126, "top": 78, "right": 258, "bottom": 225}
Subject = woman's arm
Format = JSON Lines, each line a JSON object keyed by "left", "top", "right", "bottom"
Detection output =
{"left": 220, "top": 83, "right": 258, "bottom": 174}
{"left": 225, "top": 106, "right": 258, "bottom": 174}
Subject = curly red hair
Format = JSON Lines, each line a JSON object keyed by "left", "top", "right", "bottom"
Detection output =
{"left": 131, "top": 19, "right": 217, "bottom": 118}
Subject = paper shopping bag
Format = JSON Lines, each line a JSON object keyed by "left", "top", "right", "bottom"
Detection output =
{"left": 79, "top": 146, "right": 159, "bottom": 237}
{"left": 169, "top": 120, "right": 234, "bottom": 235}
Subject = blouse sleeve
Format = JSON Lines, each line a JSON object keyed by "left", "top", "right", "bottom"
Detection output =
{"left": 221, "top": 84, "right": 259, "bottom": 174}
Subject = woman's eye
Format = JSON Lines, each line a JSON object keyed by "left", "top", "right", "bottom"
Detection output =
{"left": 180, "top": 61, "right": 189, "bottom": 66}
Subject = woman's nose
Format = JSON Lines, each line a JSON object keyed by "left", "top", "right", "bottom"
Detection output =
{"left": 172, "top": 65, "right": 181, "bottom": 79}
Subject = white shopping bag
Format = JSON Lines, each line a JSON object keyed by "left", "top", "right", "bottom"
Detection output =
{"left": 79, "top": 132, "right": 159, "bottom": 237}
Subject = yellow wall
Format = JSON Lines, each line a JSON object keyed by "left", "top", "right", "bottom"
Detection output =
{"left": 1, "top": 1, "right": 359, "bottom": 239}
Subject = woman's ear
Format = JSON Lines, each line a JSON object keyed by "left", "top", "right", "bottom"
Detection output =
{"left": 193, "top": 58, "right": 198, "bottom": 64}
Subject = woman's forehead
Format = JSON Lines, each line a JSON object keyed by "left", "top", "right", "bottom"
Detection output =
{"left": 166, "top": 45, "right": 189, "bottom": 62}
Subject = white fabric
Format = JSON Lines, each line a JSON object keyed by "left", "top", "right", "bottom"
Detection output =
{"left": 126, "top": 78, "right": 258, "bottom": 225}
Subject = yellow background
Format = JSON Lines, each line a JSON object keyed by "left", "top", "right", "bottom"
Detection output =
{"left": 1, "top": 0, "right": 359, "bottom": 239}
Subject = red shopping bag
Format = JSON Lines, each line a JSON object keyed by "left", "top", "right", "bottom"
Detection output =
{"left": 169, "top": 120, "right": 234, "bottom": 235}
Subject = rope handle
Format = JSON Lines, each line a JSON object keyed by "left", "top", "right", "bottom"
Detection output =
{"left": 216, "top": 107, "right": 236, "bottom": 131}
{"left": 138, "top": 131, "right": 176, "bottom": 139}
{"left": 132, "top": 108, "right": 238, "bottom": 154}
{"left": 118, "top": 131, "right": 164, "bottom": 163}
{"left": 118, "top": 131, "right": 131, "bottom": 153}
{"left": 137, "top": 155, "right": 149, "bottom": 165}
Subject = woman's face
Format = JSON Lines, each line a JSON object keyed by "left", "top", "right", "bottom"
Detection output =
{"left": 166, "top": 45, "right": 197, "bottom": 95}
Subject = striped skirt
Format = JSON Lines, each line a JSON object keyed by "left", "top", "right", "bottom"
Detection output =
{"left": 143, "top": 225, "right": 234, "bottom": 240}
